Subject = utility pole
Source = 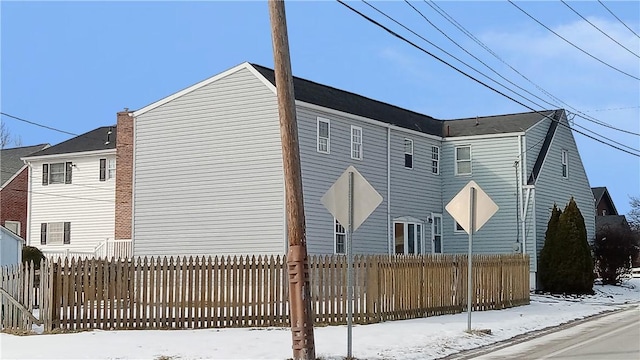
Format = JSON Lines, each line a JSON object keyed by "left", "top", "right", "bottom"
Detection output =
{"left": 268, "top": 1, "right": 316, "bottom": 359}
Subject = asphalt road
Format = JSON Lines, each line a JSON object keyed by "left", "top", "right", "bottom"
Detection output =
{"left": 470, "top": 305, "right": 640, "bottom": 360}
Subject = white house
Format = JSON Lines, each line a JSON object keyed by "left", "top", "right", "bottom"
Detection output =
{"left": 22, "top": 127, "right": 125, "bottom": 258}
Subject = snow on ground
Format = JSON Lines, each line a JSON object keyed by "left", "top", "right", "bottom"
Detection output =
{"left": 1, "top": 279, "right": 638, "bottom": 360}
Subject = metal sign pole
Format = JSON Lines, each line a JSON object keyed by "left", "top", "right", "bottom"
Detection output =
{"left": 347, "top": 171, "right": 354, "bottom": 358}
{"left": 467, "top": 186, "right": 476, "bottom": 333}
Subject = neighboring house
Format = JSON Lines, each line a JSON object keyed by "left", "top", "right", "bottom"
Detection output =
{"left": 112, "top": 62, "right": 595, "bottom": 289}
{"left": 592, "top": 186, "right": 632, "bottom": 235}
{"left": 22, "top": 127, "right": 121, "bottom": 258}
{"left": 0, "top": 226, "right": 24, "bottom": 266}
{"left": 0, "top": 144, "right": 49, "bottom": 239}
{"left": 592, "top": 186, "right": 618, "bottom": 216}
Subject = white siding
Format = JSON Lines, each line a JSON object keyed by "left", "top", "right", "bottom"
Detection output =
{"left": 133, "top": 67, "right": 284, "bottom": 256}
{"left": 28, "top": 154, "right": 116, "bottom": 253}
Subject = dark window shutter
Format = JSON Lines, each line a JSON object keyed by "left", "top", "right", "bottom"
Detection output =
{"left": 63, "top": 222, "right": 71, "bottom": 244}
{"left": 42, "top": 164, "right": 49, "bottom": 186}
{"left": 99, "top": 159, "right": 106, "bottom": 181}
{"left": 65, "top": 162, "right": 73, "bottom": 184}
{"left": 40, "top": 223, "right": 47, "bottom": 244}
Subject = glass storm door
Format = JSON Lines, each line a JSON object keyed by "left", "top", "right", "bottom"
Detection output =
{"left": 394, "top": 222, "right": 423, "bottom": 255}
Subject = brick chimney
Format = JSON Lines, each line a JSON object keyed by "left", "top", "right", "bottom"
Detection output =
{"left": 115, "top": 110, "right": 133, "bottom": 240}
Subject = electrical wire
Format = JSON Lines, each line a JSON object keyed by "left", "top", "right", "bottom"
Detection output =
{"left": 424, "top": 0, "right": 640, "bottom": 137}
{"left": 561, "top": 0, "right": 639, "bottom": 59}
{"left": 508, "top": 0, "right": 639, "bottom": 81}
{"left": 336, "top": 0, "right": 640, "bottom": 157}
{"left": 597, "top": 0, "right": 640, "bottom": 39}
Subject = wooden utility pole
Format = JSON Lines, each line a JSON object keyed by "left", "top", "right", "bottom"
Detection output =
{"left": 268, "top": 1, "right": 316, "bottom": 359}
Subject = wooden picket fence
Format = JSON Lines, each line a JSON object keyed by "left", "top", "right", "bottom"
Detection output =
{"left": 2, "top": 254, "right": 529, "bottom": 332}
{"left": 0, "top": 262, "right": 50, "bottom": 332}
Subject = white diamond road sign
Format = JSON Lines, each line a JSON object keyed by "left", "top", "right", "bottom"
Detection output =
{"left": 445, "top": 180, "right": 498, "bottom": 234}
{"left": 321, "top": 166, "right": 383, "bottom": 231}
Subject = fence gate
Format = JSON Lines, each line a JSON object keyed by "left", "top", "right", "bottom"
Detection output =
{"left": 0, "top": 262, "right": 51, "bottom": 332}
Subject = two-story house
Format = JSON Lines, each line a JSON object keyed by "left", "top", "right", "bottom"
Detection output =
{"left": 110, "top": 62, "right": 595, "bottom": 289}
{"left": 1, "top": 144, "right": 49, "bottom": 239}
{"left": 22, "top": 127, "right": 121, "bottom": 258}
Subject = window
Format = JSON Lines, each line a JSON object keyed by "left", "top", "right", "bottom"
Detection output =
{"left": 394, "top": 221, "right": 423, "bottom": 255}
{"left": 4, "top": 221, "right": 20, "bottom": 235}
{"left": 100, "top": 158, "right": 117, "bottom": 181}
{"left": 335, "top": 219, "right": 346, "bottom": 254}
{"left": 455, "top": 146, "right": 471, "bottom": 175}
{"left": 404, "top": 138, "right": 413, "bottom": 168}
{"left": 455, "top": 221, "right": 465, "bottom": 233}
{"left": 317, "top": 118, "right": 330, "bottom": 154}
{"left": 431, "top": 214, "right": 442, "bottom": 253}
{"left": 431, "top": 146, "right": 440, "bottom": 174}
{"left": 42, "top": 162, "right": 72, "bottom": 185}
{"left": 40, "top": 222, "right": 71, "bottom": 245}
{"left": 561, "top": 150, "right": 568, "bottom": 178}
{"left": 351, "top": 126, "right": 362, "bottom": 160}
{"left": 602, "top": 209, "right": 607, "bottom": 216}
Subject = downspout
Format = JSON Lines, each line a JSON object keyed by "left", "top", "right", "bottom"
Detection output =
{"left": 387, "top": 126, "right": 392, "bottom": 255}
{"left": 532, "top": 188, "right": 538, "bottom": 273}
{"left": 517, "top": 134, "right": 525, "bottom": 256}
{"left": 25, "top": 160, "right": 33, "bottom": 246}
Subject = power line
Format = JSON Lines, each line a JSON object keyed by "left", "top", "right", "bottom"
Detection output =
{"left": 508, "top": 0, "right": 639, "bottom": 81}
{"left": 1, "top": 112, "right": 78, "bottom": 137}
{"left": 394, "top": 0, "right": 561, "bottom": 111}
{"left": 336, "top": 0, "right": 640, "bottom": 157}
{"left": 561, "top": 0, "right": 639, "bottom": 59}
{"left": 358, "top": 0, "right": 543, "bottom": 110}
{"left": 423, "top": 0, "right": 639, "bottom": 137}
{"left": 597, "top": 0, "right": 640, "bottom": 39}
{"left": 1, "top": 111, "right": 128, "bottom": 146}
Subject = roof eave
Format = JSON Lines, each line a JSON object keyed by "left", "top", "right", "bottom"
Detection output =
{"left": 22, "top": 148, "right": 116, "bottom": 162}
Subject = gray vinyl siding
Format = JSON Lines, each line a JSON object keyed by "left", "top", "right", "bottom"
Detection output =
{"left": 524, "top": 119, "right": 548, "bottom": 178}
{"left": 296, "top": 105, "right": 389, "bottom": 255}
{"left": 533, "top": 115, "right": 595, "bottom": 270}
{"left": 441, "top": 135, "right": 522, "bottom": 254}
{"left": 133, "top": 68, "right": 284, "bottom": 256}
{"left": 389, "top": 132, "right": 442, "bottom": 253}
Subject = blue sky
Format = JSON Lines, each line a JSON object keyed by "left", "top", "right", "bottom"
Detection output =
{"left": 1, "top": 1, "right": 638, "bottom": 214}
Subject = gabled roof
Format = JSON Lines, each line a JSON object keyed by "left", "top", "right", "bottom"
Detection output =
{"left": 133, "top": 62, "right": 559, "bottom": 139}
{"left": 592, "top": 186, "right": 618, "bottom": 215}
{"left": 25, "top": 126, "right": 116, "bottom": 158}
{"left": 1, "top": 144, "right": 49, "bottom": 186}
{"left": 443, "top": 110, "right": 554, "bottom": 137}
{"left": 250, "top": 64, "right": 443, "bottom": 136}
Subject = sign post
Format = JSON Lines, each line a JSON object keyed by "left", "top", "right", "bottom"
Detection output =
{"left": 322, "top": 166, "right": 382, "bottom": 358}
{"left": 445, "top": 181, "right": 498, "bottom": 333}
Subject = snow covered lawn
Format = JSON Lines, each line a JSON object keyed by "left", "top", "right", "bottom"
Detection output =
{"left": 1, "top": 279, "right": 638, "bottom": 360}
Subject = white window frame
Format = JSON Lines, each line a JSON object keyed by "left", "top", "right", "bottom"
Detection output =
{"left": 431, "top": 146, "right": 440, "bottom": 175}
{"left": 431, "top": 213, "right": 443, "bottom": 254}
{"left": 107, "top": 158, "right": 116, "bottom": 180}
{"left": 351, "top": 125, "right": 363, "bottom": 160}
{"left": 317, "top": 117, "right": 330, "bottom": 154}
{"left": 454, "top": 221, "right": 466, "bottom": 234}
{"left": 42, "top": 222, "right": 67, "bottom": 245}
{"left": 455, "top": 145, "right": 472, "bottom": 176}
{"left": 48, "top": 162, "right": 66, "bottom": 184}
{"left": 561, "top": 149, "right": 568, "bottom": 178}
{"left": 334, "top": 219, "right": 346, "bottom": 255}
{"left": 404, "top": 138, "right": 413, "bottom": 169}
{"left": 4, "top": 221, "right": 20, "bottom": 235}
{"left": 393, "top": 220, "right": 424, "bottom": 255}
